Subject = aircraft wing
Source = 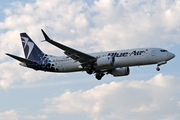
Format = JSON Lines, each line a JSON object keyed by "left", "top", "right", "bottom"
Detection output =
{"left": 6, "top": 53, "right": 38, "bottom": 64}
{"left": 41, "top": 29, "right": 97, "bottom": 64}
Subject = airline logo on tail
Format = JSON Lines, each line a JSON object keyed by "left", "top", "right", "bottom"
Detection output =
{"left": 21, "top": 37, "right": 34, "bottom": 59}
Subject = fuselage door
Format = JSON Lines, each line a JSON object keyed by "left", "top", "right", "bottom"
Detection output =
{"left": 151, "top": 49, "right": 156, "bottom": 56}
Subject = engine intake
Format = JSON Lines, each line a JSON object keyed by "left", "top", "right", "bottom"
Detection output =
{"left": 111, "top": 67, "right": 130, "bottom": 77}
{"left": 96, "top": 56, "right": 115, "bottom": 67}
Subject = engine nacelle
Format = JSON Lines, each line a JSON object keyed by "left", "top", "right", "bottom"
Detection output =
{"left": 96, "top": 56, "right": 115, "bottom": 67}
{"left": 111, "top": 67, "right": 130, "bottom": 77}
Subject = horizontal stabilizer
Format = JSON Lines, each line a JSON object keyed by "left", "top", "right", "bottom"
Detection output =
{"left": 6, "top": 53, "right": 38, "bottom": 64}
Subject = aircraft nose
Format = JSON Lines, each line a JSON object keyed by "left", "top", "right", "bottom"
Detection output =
{"left": 169, "top": 52, "right": 175, "bottom": 59}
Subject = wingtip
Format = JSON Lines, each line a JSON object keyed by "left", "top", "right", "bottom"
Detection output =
{"left": 41, "top": 29, "right": 44, "bottom": 33}
{"left": 41, "top": 29, "right": 50, "bottom": 41}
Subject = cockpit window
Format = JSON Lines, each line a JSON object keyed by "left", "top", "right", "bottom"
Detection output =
{"left": 160, "top": 50, "right": 168, "bottom": 52}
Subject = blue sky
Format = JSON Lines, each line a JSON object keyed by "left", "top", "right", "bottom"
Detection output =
{"left": 0, "top": 0, "right": 180, "bottom": 120}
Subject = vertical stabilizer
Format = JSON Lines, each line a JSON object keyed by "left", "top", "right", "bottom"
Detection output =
{"left": 20, "top": 33, "right": 44, "bottom": 62}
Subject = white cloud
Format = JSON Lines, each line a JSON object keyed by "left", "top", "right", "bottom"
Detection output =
{"left": 0, "top": 1, "right": 179, "bottom": 120}
{"left": 178, "top": 101, "right": 180, "bottom": 107}
{"left": 0, "top": 30, "right": 22, "bottom": 60}
{"left": 0, "top": 61, "right": 22, "bottom": 89}
{"left": 0, "top": 110, "right": 19, "bottom": 120}
{"left": 0, "top": 110, "right": 47, "bottom": 120}
{"left": 1, "top": 0, "right": 180, "bottom": 55}
{"left": 0, "top": 0, "right": 93, "bottom": 89}
{"left": 1, "top": 0, "right": 179, "bottom": 54}
{"left": 0, "top": 61, "right": 55, "bottom": 89}
{"left": 24, "top": 114, "right": 47, "bottom": 120}
{"left": 43, "top": 74, "right": 180, "bottom": 120}
{"left": 0, "top": 0, "right": 179, "bottom": 88}
{"left": 89, "top": 0, "right": 180, "bottom": 50}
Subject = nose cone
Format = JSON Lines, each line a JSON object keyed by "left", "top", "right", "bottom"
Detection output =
{"left": 168, "top": 52, "right": 175, "bottom": 60}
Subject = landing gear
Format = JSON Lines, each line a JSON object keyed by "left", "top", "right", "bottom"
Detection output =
{"left": 156, "top": 67, "right": 160, "bottom": 71}
{"left": 85, "top": 64, "right": 105, "bottom": 80}
{"left": 156, "top": 61, "right": 167, "bottom": 71}
{"left": 95, "top": 73, "right": 105, "bottom": 80}
{"left": 86, "top": 69, "right": 93, "bottom": 74}
{"left": 86, "top": 64, "right": 95, "bottom": 75}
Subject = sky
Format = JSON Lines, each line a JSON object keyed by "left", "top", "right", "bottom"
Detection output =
{"left": 0, "top": 0, "right": 180, "bottom": 120}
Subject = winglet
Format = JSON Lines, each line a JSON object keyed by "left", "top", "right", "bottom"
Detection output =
{"left": 41, "top": 29, "right": 51, "bottom": 41}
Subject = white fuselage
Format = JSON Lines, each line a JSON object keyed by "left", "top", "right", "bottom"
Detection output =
{"left": 45, "top": 48, "right": 175, "bottom": 73}
{"left": 7, "top": 30, "right": 175, "bottom": 80}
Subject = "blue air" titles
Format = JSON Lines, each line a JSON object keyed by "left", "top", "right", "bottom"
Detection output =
{"left": 107, "top": 50, "right": 146, "bottom": 57}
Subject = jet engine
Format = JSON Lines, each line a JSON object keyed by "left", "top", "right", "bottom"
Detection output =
{"left": 96, "top": 56, "right": 115, "bottom": 67}
{"left": 111, "top": 67, "right": 130, "bottom": 77}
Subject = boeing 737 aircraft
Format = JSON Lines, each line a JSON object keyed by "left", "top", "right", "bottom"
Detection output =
{"left": 6, "top": 29, "right": 175, "bottom": 80}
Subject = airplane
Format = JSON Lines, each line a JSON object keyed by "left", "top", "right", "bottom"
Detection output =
{"left": 6, "top": 29, "right": 175, "bottom": 80}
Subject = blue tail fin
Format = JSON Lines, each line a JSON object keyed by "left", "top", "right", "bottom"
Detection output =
{"left": 20, "top": 33, "right": 44, "bottom": 62}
